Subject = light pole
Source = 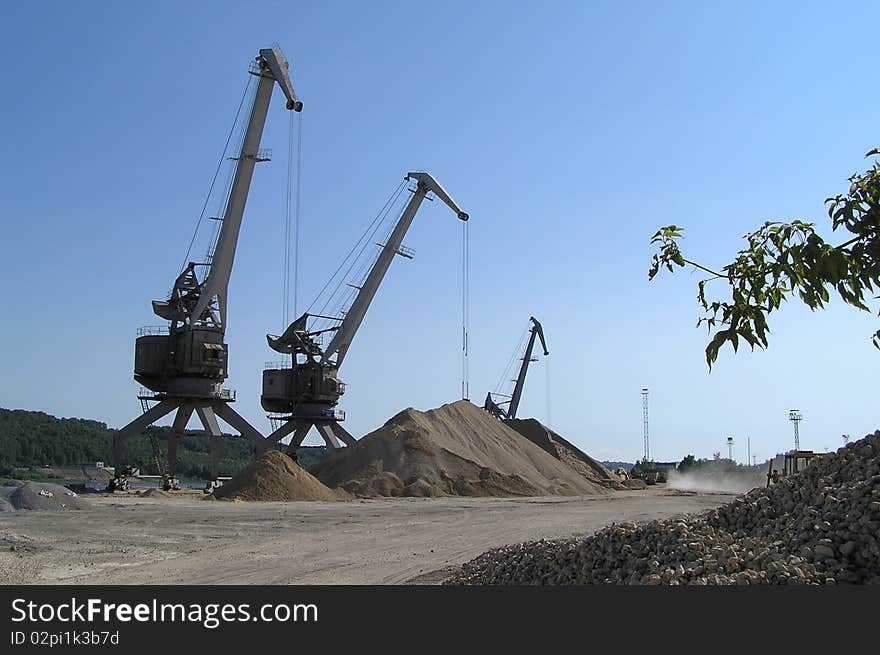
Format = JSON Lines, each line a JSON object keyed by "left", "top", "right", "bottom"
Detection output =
{"left": 642, "top": 389, "right": 650, "bottom": 462}
{"left": 789, "top": 410, "right": 803, "bottom": 451}
{"left": 727, "top": 436, "right": 734, "bottom": 462}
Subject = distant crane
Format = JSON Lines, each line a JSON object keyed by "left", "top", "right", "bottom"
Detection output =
{"left": 260, "top": 172, "right": 469, "bottom": 453}
{"left": 484, "top": 317, "right": 549, "bottom": 420}
{"left": 109, "top": 46, "right": 303, "bottom": 491}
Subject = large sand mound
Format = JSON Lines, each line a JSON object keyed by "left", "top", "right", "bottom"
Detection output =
{"left": 0, "top": 481, "right": 90, "bottom": 512}
{"left": 310, "top": 400, "right": 610, "bottom": 498}
{"left": 504, "top": 419, "right": 627, "bottom": 490}
{"left": 214, "top": 451, "right": 348, "bottom": 502}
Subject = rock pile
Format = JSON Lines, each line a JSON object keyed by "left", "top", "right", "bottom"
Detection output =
{"left": 0, "top": 481, "right": 90, "bottom": 512}
{"left": 446, "top": 431, "right": 880, "bottom": 585}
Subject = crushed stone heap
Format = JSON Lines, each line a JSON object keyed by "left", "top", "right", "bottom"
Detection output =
{"left": 0, "top": 481, "right": 90, "bottom": 512}
{"left": 214, "top": 450, "right": 349, "bottom": 502}
{"left": 310, "top": 400, "right": 610, "bottom": 498}
{"left": 504, "top": 418, "right": 627, "bottom": 490}
{"left": 446, "top": 431, "right": 880, "bottom": 585}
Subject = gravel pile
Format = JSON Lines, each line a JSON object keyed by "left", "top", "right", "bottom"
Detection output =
{"left": 0, "top": 481, "right": 90, "bottom": 512}
{"left": 446, "top": 431, "right": 880, "bottom": 585}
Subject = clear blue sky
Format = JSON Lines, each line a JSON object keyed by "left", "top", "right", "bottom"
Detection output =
{"left": 2, "top": 1, "right": 878, "bottom": 463}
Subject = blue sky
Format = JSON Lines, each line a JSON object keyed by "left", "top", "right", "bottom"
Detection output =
{"left": 2, "top": 1, "right": 878, "bottom": 463}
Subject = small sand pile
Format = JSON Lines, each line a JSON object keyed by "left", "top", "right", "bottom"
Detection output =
{"left": 214, "top": 451, "right": 348, "bottom": 502}
{"left": 311, "top": 400, "right": 610, "bottom": 498}
{"left": 140, "top": 488, "right": 174, "bottom": 499}
{"left": 0, "top": 481, "right": 90, "bottom": 512}
{"left": 504, "top": 419, "right": 627, "bottom": 490}
{"left": 446, "top": 431, "right": 880, "bottom": 585}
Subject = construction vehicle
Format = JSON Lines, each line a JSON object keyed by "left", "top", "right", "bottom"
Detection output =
{"left": 147, "top": 430, "right": 180, "bottom": 491}
{"left": 108, "top": 46, "right": 303, "bottom": 491}
{"left": 484, "top": 317, "right": 549, "bottom": 419}
{"left": 766, "top": 450, "right": 826, "bottom": 487}
{"left": 260, "top": 172, "right": 469, "bottom": 453}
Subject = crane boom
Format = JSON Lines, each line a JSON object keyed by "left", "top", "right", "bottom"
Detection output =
{"left": 321, "top": 172, "right": 468, "bottom": 367}
{"left": 169, "top": 47, "right": 302, "bottom": 331}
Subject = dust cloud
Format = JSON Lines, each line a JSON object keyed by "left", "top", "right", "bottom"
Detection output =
{"left": 667, "top": 468, "right": 766, "bottom": 495}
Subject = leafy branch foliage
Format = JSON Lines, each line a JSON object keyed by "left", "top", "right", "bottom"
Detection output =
{"left": 649, "top": 149, "right": 880, "bottom": 367}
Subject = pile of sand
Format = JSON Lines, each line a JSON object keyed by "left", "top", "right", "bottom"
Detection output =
{"left": 504, "top": 419, "right": 627, "bottom": 490}
{"left": 140, "top": 488, "right": 174, "bottom": 499}
{"left": 213, "top": 451, "right": 348, "bottom": 502}
{"left": 0, "top": 481, "right": 90, "bottom": 512}
{"left": 310, "top": 400, "right": 610, "bottom": 498}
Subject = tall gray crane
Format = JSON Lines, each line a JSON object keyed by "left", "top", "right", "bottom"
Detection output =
{"left": 260, "top": 172, "right": 469, "bottom": 453}
{"left": 109, "top": 46, "right": 303, "bottom": 491}
{"left": 484, "top": 316, "right": 549, "bottom": 420}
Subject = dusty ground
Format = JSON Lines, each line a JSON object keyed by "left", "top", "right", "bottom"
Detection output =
{"left": 0, "top": 488, "right": 732, "bottom": 585}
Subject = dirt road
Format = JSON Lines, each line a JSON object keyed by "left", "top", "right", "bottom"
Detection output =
{"left": 0, "top": 489, "right": 732, "bottom": 585}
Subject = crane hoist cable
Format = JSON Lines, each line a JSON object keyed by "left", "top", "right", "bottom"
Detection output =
{"left": 282, "top": 110, "right": 292, "bottom": 330}
{"left": 545, "top": 351, "right": 552, "bottom": 428}
{"left": 282, "top": 108, "right": 303, "bottom": 330}
{"left": 461, "top": 217, "right": 469, "bottom": 400}
{"left": 293, "top": 111, "right": 303, "bottom": 319}
{"left": 181, "top": 75, "right": 255, "bottom": 272}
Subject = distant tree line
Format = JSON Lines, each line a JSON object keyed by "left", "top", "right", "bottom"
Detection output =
{"left": 629, "top": 454, "right": 759, "bottom": 479}
{"left": 0, "top": 408, "right": 329, "bottom": 480}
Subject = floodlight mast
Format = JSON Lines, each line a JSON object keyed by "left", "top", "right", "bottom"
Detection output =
{"left": 261, "top": 172, "right": 469, "bottom": 453}
{"left": 484, "top": 317, "right": 549, "bottom": 420}
{"left": 109, "top": 46, "right": 302, "bottom": 491}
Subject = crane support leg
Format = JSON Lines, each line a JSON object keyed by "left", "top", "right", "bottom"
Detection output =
{"left": 112, "top": 399, "right": 178, "bottom": 477}
{"left": 327, "top": 421, "right": 357, "bottom": 447}
{"left": 261, "top": 420, "right": 301, "bottom": 453}
{"left": 315, "top": 423, "right": 341, "bottom": 449}
{"left": 168, "top": 404, "right": 194, "bottom": 480}
{"left": 211, "top": 438, "right": 222, "bottom": 482}
{"left": 195, "top": 405, "right": 224, "bottom": 482}
{"left": 213, "top": 402, "right": 265, "bottom": 446}
{"left": 285, "top": 424, "right": 313, "bottom": 458}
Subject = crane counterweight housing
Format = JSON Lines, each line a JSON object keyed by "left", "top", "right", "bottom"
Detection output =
{"left": 260, "top": 171, "right": 469, "bottom": 452}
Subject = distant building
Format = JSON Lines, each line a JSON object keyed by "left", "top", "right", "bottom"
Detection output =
{"left": 655, "top": 461, "right": 677, "bottom": 471}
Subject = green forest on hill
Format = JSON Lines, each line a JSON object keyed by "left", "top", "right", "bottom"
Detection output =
{"left": 0, "top": 408, "right": 329, "bottom": 480}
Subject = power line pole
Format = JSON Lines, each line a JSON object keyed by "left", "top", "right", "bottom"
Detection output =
{"left": 747, "top": 436, "right": 750, "bottom": 468}
{"left": 789, "top": 409, "right": 803, "bottom": 451}
{"left": 642, "top": 388, "right": 650, "bottom": 462}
